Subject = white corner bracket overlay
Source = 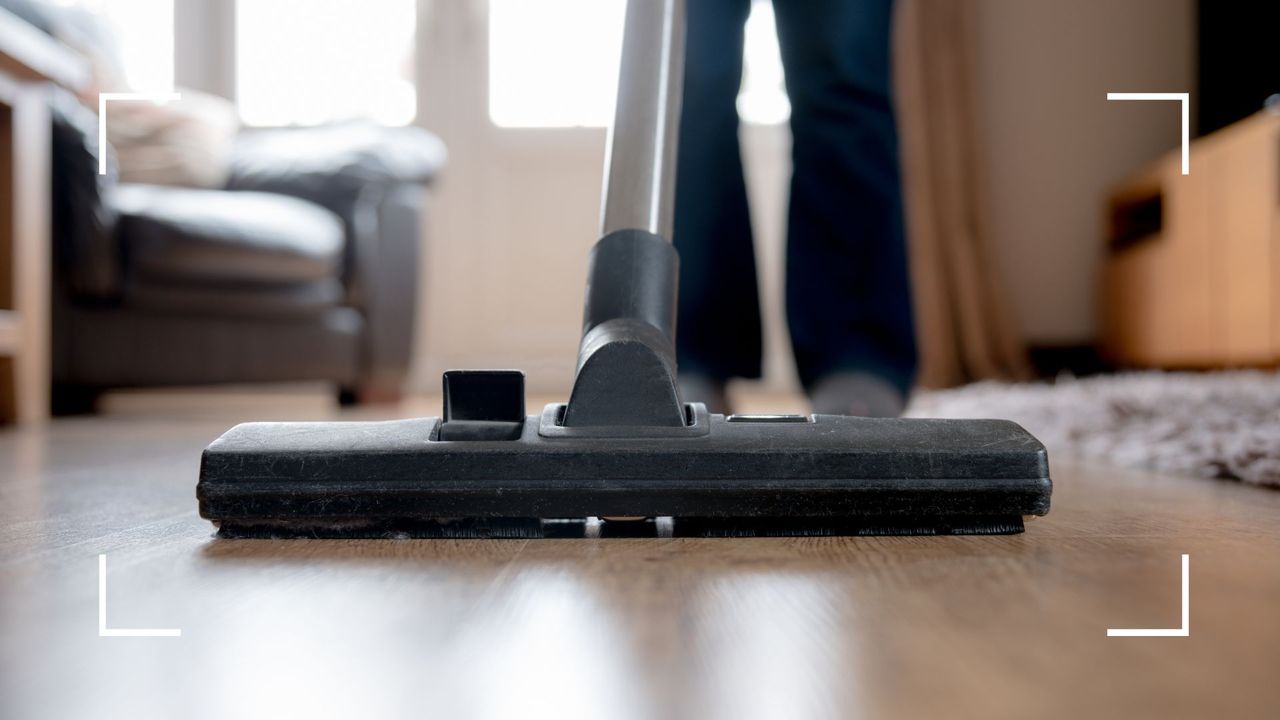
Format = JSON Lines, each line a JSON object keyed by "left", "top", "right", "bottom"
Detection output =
{"left": 98, "top": 554, "right": 182, "bottom": 638}
{"left": 1105, "top": 92, "right": 1190, "bottom": 175}
{"left": 97, "top": 92, "right": 182, "bottom": 175}
{"left": 1107, "top": 554, "right": 1190, "bottom": 637}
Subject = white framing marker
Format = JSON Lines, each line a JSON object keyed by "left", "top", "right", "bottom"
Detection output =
{"left": 1107, "top": 554, "right": 1190, "bottom": 637}
{"left": 98, "top": 554, "right": 181, "bottom": 638}
{"left": 1106, "top": 92, "right": 1190, "bottom": 175}
{"left": 97, "top": 92, "right": 182, "bottom": 175}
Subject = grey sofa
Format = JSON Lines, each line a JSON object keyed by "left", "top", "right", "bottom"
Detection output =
{"left": 49, "top": 93, "right": 445, "bottom": 411}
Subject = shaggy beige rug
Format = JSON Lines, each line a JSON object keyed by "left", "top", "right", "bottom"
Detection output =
{"left": 907, "top": 371, "right": 1280, "bottom": 487}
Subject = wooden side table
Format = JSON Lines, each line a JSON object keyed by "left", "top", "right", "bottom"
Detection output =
{"left": 0, "top": 8, "right": 87, "bottom": 423}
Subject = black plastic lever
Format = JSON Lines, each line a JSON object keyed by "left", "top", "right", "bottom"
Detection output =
{"left": 439, "top": 370, "right": 525, "bottom": 440}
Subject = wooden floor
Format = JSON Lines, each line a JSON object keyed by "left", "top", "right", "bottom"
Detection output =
{"left": 2, "top": 392, "right": 1278, "bottom": 719}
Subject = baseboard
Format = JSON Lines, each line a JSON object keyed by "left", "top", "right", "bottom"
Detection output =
{"left": 1026, "top": 344, "right": 1113, "bottom": 379}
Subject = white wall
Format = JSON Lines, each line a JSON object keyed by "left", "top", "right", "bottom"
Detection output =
{"left": 173, "top": 0, "right": 234, "bottom": 98}
{"left": 972, "top": 0, "right": 1196, "bottom": 345}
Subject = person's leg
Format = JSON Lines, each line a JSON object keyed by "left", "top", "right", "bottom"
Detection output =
{"left": 772, "top": 0, "right": 917, "bottom": 414}
{"left": 674, "top": 0, "right": 761, "bottom": 404}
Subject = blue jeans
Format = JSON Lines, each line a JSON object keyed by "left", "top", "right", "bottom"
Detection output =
{"left": 673, "top": 0, "right": 917, "bottom": 395}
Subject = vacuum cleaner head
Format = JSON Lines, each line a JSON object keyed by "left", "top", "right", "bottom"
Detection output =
{"left": 198, "top": 372, "right": 1050, "bottom": 538}
{"left": 196, "top": 1, "right": 1052, "bottom": 539}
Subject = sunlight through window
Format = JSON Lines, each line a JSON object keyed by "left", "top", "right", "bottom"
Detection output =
{"left": 236, "top": 0, "right": 416, "bottom": 127}
{"left": 488, "top": 0, "right": 787, "bottom": 128}
{"left": 488, "top": 0, "right": 626, "bottom": 128}
{"left": 739, "top": 1, "right": 790, "bottom": 125}
{"left": 51, "top": 0, "right": 174, "bottom": 92}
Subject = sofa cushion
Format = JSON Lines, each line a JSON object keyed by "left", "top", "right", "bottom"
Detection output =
{"left": 124, "top": 278, "right": 346, "bottom": 319}
{"left": 113, "top": 184, "right": 344, "bottom": 286}
{"left": 61, "top": 305, "right": 363, "bottom": 388}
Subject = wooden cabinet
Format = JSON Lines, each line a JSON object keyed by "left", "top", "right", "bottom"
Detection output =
{"left": 1102, "top": 111, "right": 1279, "bottom": 368}
{"left": 0, "top": 8, "right": 87, "bottom": 423}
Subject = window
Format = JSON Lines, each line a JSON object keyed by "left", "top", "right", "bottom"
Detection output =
{"left": 738, "top": 1, "right": 790, "bottom": 125}
{"left": 235, "top": 0, "right": 416, "bottom": 127}
{"left": 488, "top": 0, "right": 626, "bottom": 128}
{"left": 488, "top": 0, "right": 787, "bottom": 128}
{"left": 50, "top": 0, "right": 174, "bottom": 92}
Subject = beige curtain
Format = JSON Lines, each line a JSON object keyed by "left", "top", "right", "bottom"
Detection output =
{"left": 894, "top": 0, "right": 1031, "bottom": 388}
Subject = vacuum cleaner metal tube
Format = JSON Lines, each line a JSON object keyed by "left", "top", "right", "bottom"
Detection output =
{"left": 600, "top": 0, "right": 686, "bottom": 240}
{"left": 565, "top": 0, "right": 688, "bottom": 427}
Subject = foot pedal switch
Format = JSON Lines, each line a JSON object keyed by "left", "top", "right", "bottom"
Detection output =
{"left": 438, "top": 370, "right": 526, "bottom": 441}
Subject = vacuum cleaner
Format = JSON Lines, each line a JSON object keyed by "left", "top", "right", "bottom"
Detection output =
{"left": 197, "top": 0, "right": 1051, "bottom": 538}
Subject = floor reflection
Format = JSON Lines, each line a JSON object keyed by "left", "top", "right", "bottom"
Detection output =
{"left": 686, "top": 573, "right": 853, "bottom": 719}
{"left": 446, "top": 567, "right": 656, "bottom": 718}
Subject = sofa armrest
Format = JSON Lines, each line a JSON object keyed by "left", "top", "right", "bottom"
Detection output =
{"left": 49, "top": 87, "right": 121, "bottom": 299}
{"left": 348, "top": 183, "right": 424, "bottom": 394}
